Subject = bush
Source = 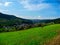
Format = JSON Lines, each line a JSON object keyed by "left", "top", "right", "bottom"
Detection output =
{"left": 47, "top": 22, "right": 54, "bottom": 25}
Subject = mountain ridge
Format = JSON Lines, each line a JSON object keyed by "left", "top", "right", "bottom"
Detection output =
{"left": 0, "top": 12, "right": 60, "bottom": 25}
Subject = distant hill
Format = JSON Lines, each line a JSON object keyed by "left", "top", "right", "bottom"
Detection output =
{"left": 53, "top": 18, "right": 60, "bottom": 23}
{"left": 0, "top": 12, "right": 60, "bottom": 32}
{"left": 32, "top": 18, "right": 60, "bottom": 24}
{"left": 0, "top": 13, "right": 17, "bottom": 20}
{"left": 0, "top": 12, "right": 33, "bottom": 26}
{"left": 0, "top": 12, "right": 60, "bottom": 26}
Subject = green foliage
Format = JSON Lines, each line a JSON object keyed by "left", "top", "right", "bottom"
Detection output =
{"left": 0, "top": 24, "right": 60, "bottom": 45}
{"left": 54, "top": 18, "right": 60, "bottom": 24}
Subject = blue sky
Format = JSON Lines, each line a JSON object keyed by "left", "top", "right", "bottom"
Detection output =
{"left": 0, "top": 0, "right": 60, "bottom": 19}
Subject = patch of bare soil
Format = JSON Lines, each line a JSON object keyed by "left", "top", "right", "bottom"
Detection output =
{"left": 48, "top": 35, "right": 60, "bottom": 45}
{"left": 45, "top": 30, "right": 60, "bottom": 45}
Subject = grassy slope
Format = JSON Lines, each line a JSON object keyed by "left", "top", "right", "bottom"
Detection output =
{"left": 0, "top": 24, "right": 60, "bottom": 45}
{"left": 46, "top": 35, "right": 60, "bottom": 45}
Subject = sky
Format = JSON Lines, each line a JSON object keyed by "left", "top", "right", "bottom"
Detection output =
{"left": 0, "top": 0, "right": 60, "bottom": 19}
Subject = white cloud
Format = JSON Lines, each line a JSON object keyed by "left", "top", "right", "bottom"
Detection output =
{"left": 4, "top": 2, "right": 12, "bottom": 6}
{"left": 19, "top": 0, "right": 50, "bottom": 11}
{"left": 0, "top": 2, "right": 12, "bottom": 7}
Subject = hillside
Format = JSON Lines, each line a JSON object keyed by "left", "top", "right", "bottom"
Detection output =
{"left": 46, "top": 35, "right": 60, "bottom": 45}
{"left": 0, "top": 12, "right": 60, "bottom": 32}
{"left": 32, "top": 18, "right": 60, "bottom": 24}
{"left": 0, "top": 12, "right": 33, "bottom": 26}
{"left": 0, "top": 12, "right": 60, "bottom": 24}
{"left": 0, "top": 13, "right": 17, "bottom": 20}
{"left": 0, "top": 12, "right": 60, "bottom": 25}
{"left": 0, "top": 24, "right": 60, "bottom": 45}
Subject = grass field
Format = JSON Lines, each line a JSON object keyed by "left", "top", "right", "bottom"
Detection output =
{"left": 0, "top": 24, "right": 60, "bottom": 45}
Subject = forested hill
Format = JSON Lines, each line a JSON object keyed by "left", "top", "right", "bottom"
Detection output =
{"left": 0, "top": 12, "right": 60, "bottom": 32}
{"left": 53, "top": 18, "right": 60, "bottom": 23}
{"left": 0, "top": 12, "right": 60, "bottom": 25}
{"left": 0, "top": 13, "right": 17, "bottom": 20}
{"left": 0, "top": 12, "right": 33, "bottom": 26}
{"left": 0, "top": 12, "right": 60, "bottom": 26}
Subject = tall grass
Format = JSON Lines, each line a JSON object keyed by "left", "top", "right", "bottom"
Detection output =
{"left": 0, "top": 24, "right": 60, "bottom": 45}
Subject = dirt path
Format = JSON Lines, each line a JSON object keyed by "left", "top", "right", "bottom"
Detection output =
{"left": 45, "top": 35, "right": 60, "bottom": 45}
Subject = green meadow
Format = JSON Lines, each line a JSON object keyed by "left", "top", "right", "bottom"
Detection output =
{"left": 0, "top": 24, "right": 60, "bottom": 45}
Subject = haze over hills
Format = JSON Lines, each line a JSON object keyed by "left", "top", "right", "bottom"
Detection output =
{"left": 0, "top": 12, "right": 60, "bottom": 25}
